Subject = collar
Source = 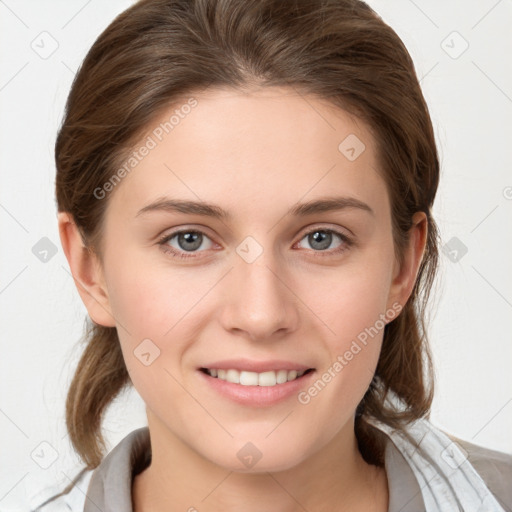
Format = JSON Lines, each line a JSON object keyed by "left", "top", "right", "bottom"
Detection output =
{"left": 81, "top": 418, "right": 505, "bottom": 512}
{"left": 81, "top": 426, "right": 424, "bottom": 512}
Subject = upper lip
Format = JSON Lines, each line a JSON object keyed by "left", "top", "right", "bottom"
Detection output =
{"left": 199, "top": 359, "right": 314, "bottom": 373}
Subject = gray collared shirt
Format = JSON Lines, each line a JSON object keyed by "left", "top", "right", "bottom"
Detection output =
{"left": 32, "top": 424, "right": 512, "bottom": 512}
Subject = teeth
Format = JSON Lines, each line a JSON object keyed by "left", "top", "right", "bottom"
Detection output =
{"left": 205, "top": 368, "right": 308, "bottom": 386}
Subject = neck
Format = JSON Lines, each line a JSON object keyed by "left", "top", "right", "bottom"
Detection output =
{"left": 133, "top": 412, "right": 388, "bottom": 512}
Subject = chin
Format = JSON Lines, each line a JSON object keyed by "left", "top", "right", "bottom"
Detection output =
{"left": 201, "top": 438, "right": 312, "bottom": 474}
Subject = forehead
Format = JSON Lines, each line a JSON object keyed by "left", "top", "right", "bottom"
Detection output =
{"left": 106, "top": 86, "right": 389, "bottom": 223}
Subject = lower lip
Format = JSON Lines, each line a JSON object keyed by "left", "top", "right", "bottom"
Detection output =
{"left": 197, "top": 369, "right": 316, "bottom": 407}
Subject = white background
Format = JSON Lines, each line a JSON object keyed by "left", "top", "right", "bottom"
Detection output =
{"left": 1, "top": 0, "right": 511, "bottom": 509}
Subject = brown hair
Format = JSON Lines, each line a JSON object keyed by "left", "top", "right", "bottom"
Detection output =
{"left": 56, "top": 0, "right": 439, "bottom": 470}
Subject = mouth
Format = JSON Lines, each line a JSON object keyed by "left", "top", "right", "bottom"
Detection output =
{"left": 199, "top": 367, "right": 315, "bottom": 387}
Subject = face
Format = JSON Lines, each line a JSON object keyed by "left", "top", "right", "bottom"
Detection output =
{"left": 83, "top": 86, "right": 408, "bottom": 472}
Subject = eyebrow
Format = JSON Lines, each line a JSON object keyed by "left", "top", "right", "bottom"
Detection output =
{"left": 136, "top": 196, "right": 375, "bottom": 219}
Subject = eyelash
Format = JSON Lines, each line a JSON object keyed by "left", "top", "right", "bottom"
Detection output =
{"left": 157, "top": 226, "right": 353, "bottom": 260}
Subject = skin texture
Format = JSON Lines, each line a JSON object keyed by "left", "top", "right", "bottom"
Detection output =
{"left": 59, "top": 86, "right": 427, "bottom": 512}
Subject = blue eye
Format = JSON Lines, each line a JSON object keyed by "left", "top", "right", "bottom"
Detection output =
{"left": 158, "top": 230, "right": 215, "bottom": 259}
{"left": 297, "top": 229, "right": 350, "bottom": 253}
{"left": 157, "top": 227, "right": 353, "bottom": 260}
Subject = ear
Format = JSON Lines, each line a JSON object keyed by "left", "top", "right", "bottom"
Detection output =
{"left": 386, "top": 211, "right": 428, "bottom": 311}
{"left": 58, "top": 212, "right": 116, "bottom": 327}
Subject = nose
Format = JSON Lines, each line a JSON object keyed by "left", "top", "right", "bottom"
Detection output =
{"left": 219, "top": 250, "right": 300, "bottom": 342}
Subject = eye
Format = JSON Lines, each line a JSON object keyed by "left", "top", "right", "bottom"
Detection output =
{"left": 158, "top": 229, "right": 215, "bottom": 259}
{"left": 295, "top": 228, "right": 352, "bottom": 255}
{"left": 157, "top": 226, "right": 353, "bottom": 260}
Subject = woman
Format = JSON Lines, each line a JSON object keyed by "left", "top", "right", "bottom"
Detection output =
{"left": 32, "top": 0, "right": 512, "bottom": 510}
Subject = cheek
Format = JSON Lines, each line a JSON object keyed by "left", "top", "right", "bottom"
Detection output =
{"left": 306, "top": 248, "right": 394, "bottom": 352}
{"left": 297, "top": 285, "right": 387, "bottom": 443}
{"left": 104, "top": 252, "right": 208, "bottom": 339}
{"left": 295, "top": 243, "right": 394, "bottom": 411}
{"left": 103, "top": 253, "right": 218, "bottom": 388}
{"left": 104, "top": 256, "right": 202, "bottom": 413}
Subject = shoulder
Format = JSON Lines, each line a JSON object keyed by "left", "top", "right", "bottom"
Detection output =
{"left": 30, "top": 427, "right": 150, "bottom": 512}
{"left": 29, "top": 469, "right": 92, "bottom": 512}
{"left": 449, "top": 435, "right": 512, "bottom": 508}
{"left": 370, "top": 414, "right": 512, "bottom": 510}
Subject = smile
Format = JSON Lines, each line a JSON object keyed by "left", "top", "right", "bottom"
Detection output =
{"left": 200, "top": 368, "right": 314, "bottom": 386}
